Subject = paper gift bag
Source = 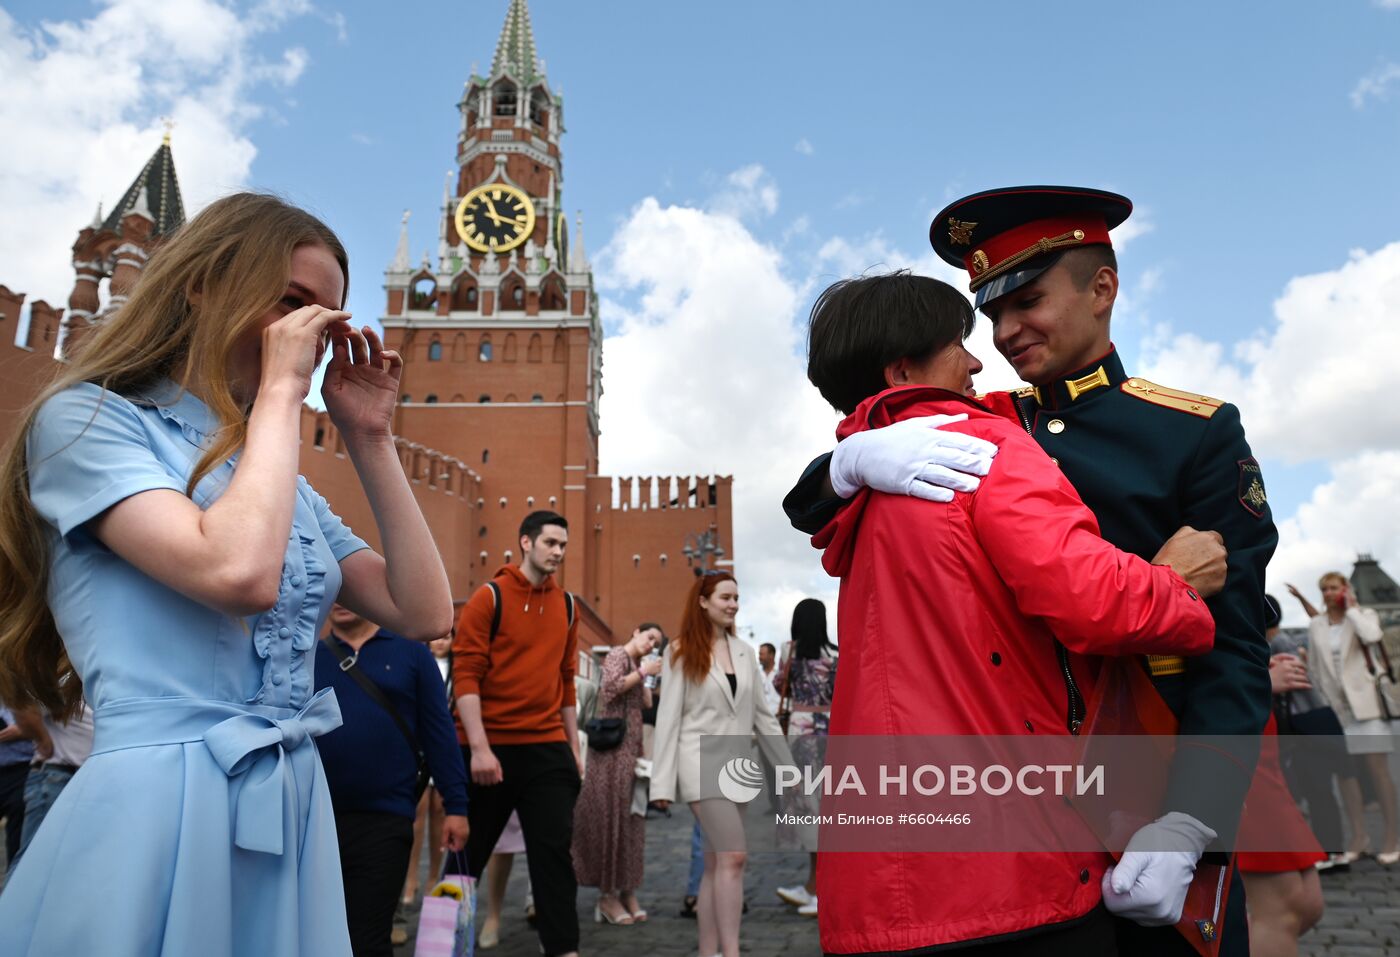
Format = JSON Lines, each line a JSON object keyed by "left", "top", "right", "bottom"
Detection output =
{"left": 414, "top": 854, "right": 475, "bottom": 957}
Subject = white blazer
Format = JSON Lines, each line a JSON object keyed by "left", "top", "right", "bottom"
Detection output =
{"left": 1307, "top": 607, "right": 1386, "bottom": 723}
{"left": 649, "top": 636, "right": 791, "bottom": 804}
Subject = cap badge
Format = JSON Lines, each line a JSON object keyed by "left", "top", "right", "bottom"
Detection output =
{"left": 972, "top": 250, "right": 990, "bottom": 274}
{"left": 947, "top": 217, "right": 977, "bottom": 246}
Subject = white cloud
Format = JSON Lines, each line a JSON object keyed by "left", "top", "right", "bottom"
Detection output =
{"left": 595, "top": 193, "right": 1032, "bottom": 642}
{"left": 1351, "top": 61, "right": 1400, "bottom": 108}
{"left": 1375, "top": 0, "right": 1400, "bottom": 10}
{"left": 1139, "top": 241, "right": 1400, "bottom": 463}
{"left": 596, "top": 196, "right": 836, "bottom": 643}
{"left": 1139, "top": 241, "right": 1400, "bottom": 617}
{"left": 0, "top": 1, "right": 324, "bottom": 308}
{"left": 1109, "top": 211, "right": 1154, "bottom": 252}
{"left": 708, "top": 163, "right": 779, "bottom": 221}
{"left": 794, "top": 137, "right": 814, "bottom": 156}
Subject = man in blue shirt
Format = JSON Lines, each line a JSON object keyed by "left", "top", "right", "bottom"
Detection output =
{"left": 315, "top": 604, "right": 470, "bottom": 957}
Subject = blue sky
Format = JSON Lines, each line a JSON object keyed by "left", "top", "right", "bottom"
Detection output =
{"left": 5, "top": 0, "right": 1400, "bottom": 635}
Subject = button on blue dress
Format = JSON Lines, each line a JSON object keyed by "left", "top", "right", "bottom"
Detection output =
{"left": 0, "top": 381, "right": 368, "bottom": 957}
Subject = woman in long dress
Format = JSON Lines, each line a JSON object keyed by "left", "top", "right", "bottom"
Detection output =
{"left": 571, "top": 624, "right": 663, "bottom": 924}
{"left": 0, "top": 193, "right": 454, "bottom": 956}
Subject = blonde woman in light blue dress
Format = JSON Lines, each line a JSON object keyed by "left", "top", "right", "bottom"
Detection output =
{"left": 0, "top": 193, "right": 454, "bottom": 956}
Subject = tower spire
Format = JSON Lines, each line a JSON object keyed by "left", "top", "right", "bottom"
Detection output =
{"left": 491, "top": 0, "right": 542, "bottom": 82}
{"left": 102, "top": 136, "right": 185, "bottom": 237}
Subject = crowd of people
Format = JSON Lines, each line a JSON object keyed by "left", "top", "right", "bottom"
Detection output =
{"left": 0, "top": 182, "right": 1396, "bottom": 957}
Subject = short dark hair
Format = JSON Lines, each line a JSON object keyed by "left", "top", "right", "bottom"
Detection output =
{"left": 519, "top": 510, "right": 568, "bottom": 542}
{"left": 759, "top": 642, "right": 776, "bottom": 656}
{"left": 1060, "top": 246, "right": 1117, "bottom": 290}
{"left": 806, "top": 271, "right": 973, "bottom": 415}
{"left": 637, "top": 621, "right": 664, "bottom": 638}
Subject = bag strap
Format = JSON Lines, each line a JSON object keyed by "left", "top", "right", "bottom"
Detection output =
{"left": 565, "top": 591, "right": 576, "bottom": 628}
{"left": 1377, "top": 642, "right": 1397, "bottom": 681}
{"left": 1361, "top": 641, "right": 1381, "bottom": 678}
{"left": 487, "top": 581, "right": 502, "bottom": 642}
{"left": 322, "top": 635, "right": 428, "bottom": 788}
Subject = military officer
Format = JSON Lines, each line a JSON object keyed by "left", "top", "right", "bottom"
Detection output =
{"left": 783, "top": 186, "right": 1275, "bottom": 956}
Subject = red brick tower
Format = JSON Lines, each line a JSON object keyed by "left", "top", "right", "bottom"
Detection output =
{"left": 380, "top": 0, "right": 732, "bottom": 640}
{"left": 380, "top": 0, "right": 598, "bottom": 595}
{"left": 62, "top": 133, "right": 185, "bottom": 357}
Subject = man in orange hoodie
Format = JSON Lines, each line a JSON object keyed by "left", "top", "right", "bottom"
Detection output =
{"left": 453, "top": 510, "right": 581, "bottom": 957}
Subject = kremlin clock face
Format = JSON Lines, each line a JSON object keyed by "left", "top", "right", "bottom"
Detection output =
{"left": 455, "top": 184, "right": 536, "bottom": 254}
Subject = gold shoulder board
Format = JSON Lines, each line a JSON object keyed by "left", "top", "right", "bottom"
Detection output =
{"left": 1120, "top": 378, "right": 1223, "bottom": 419}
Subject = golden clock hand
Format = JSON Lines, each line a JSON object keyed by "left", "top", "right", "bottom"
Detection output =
{"left": 482, "top": 198, "right": 510, "bottom": 226}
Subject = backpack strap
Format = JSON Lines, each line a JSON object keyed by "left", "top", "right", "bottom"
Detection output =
{"left": 486, "top": 581, "right": 502, "bottom": 642}
{"left": 564, "top": 591, "right": 575, "bottom": 628}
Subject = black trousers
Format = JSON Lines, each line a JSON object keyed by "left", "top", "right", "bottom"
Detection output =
{"left": 463, "top": 741, "right": 581, "bottom": 956}
{"left": 1280, "top": 706, "right": 1353, "bottom": 853}
{"left": 335, "top": 809, "right": 415, "bottom": 957}
{"left": 0, "top": 763, "right": 28, "bottom": 866}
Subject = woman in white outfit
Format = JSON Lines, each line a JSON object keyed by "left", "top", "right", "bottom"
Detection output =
{"left": 650, "top": 571, "right": 792, "bottom": 957}
{"left": 1306, "top": 571, "right": 1399, "bottom": 864}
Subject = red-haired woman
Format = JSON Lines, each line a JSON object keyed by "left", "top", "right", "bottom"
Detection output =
{"left": 650, "top": 572, "right": 791, "bottom": 957}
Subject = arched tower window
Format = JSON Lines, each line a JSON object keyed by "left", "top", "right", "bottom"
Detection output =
{"left": 530, "top": 89, "right": 549, "bottom": 128}
{"left": 552, "top": 333, "right": 566, "bottom": 363}
{"left": 411, "top": 276, "right": 436, "bottom": 310}
{"left": 540, "top": 275, "right": 566, "bottom": 311}
{"left": 527, "top": 333, "right": 543, "bottom": 363}
{"left": 494, "top": 81, "right": 517, "bottom": 117}
{"left": 452, "top": 278, "right": 478, "bottom": 311}
{"left": 478, "top": 335, "right": 493, "bottom": 362}
{"left": 504, "top": 333, "right": 518, "bottom": 362}
{"left": 501, "top": 276, "right": 524, "bottom": 312}
{"left": 428, "top": 337, "right": 443, "bottom": 361}
{"left": 425, "top": 394, "right": 439, "bottom": 404}
{"left": 452, "top": 332, "right": 468, "bottom": 361}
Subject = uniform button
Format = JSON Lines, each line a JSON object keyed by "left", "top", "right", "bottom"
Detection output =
{"left": 1047, "top": 419, "right": 1065, "bottom": 434}
{"left": 279, "top": 626, "right": 291, "bottom": 638}
{"left": 1188, "top": 591, "right": 1198, "bottom": 601}
{"left": 1024, "top": 720, "right": 1034, "bottom": 732}
{"left": 272, "top": 673, "right": 285, "bottom": 686}
{"left": 1079, "top": 868, "right": 1090, "bottom": 884}
{"left": 990, "top": 652, "right": 1002, "bottom": 666}
{"left": 290, "top": 575, "right": 302, "bottom": 586}
{"left": 1049, "top": 457, "right": 1059, "bottom": 466}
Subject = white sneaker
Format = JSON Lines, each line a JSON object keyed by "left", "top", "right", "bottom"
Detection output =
{"left": 798, "top": 896, "right": 818, "bottom": 917}
{"left": 776, "top": 885, "right": 814, "bottom": 907}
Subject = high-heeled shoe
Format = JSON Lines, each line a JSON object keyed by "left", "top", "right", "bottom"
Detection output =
{"left": 1377, "top": 845, "right": 1400, "bottom": 866}
{"left": 1335, "top": 836, "right": 1371, "bottom": 866}
{"left": 594, "top": 900, "right": 634, "bottom": 925}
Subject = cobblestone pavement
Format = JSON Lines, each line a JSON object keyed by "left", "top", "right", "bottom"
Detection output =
{"left": 394, "top": 802, "right": 821, "bottom": 957}
{"left": 4, "top": 794, "right": 1397, "bottom": 955}
{"left": 392, "top": 802, "right": 1400, "bottom": 957}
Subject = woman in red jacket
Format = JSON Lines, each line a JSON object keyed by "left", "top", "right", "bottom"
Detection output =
{"left": 804, "top": 272, "right": 1222, "bottom": 956}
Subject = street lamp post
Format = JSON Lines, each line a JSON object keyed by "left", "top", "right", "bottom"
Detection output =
{"left": 682, "top": 528, "right": 725, "bottom": 576}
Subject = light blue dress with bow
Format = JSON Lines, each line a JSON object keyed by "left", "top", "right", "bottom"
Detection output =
{"left": 0, "top": 381, "right": 366, "bottom": 957}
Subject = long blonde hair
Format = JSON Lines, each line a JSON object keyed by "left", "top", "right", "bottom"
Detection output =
{"left": 0, "top": 192, "right": 348, "bottom": 718}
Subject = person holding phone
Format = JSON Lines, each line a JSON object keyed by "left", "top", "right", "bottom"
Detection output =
{"left": 1305, "top": 572, "right": 1398, "bottom": 864}
{"left": 0, "top": 192, "right": 453, "bottom": 956}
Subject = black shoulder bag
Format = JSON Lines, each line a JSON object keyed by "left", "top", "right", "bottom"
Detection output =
{"left": 323, "top": 636, "right": 431, "bottom": 803}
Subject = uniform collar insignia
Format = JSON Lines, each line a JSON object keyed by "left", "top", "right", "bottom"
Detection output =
{"left": 1032, "top": 349, "right": 1126, "bottom": 409}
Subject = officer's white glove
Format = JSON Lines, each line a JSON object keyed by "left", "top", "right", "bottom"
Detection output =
{"left": 829, "top": 414, "right": 999, "bottom": 502}
{"left": 1101, "top": 812, "right": 1217, "bottom": 927}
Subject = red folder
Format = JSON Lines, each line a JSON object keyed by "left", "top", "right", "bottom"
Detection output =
{"left": 1077, "top": 657, "right": 1232, "bottom": 957}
